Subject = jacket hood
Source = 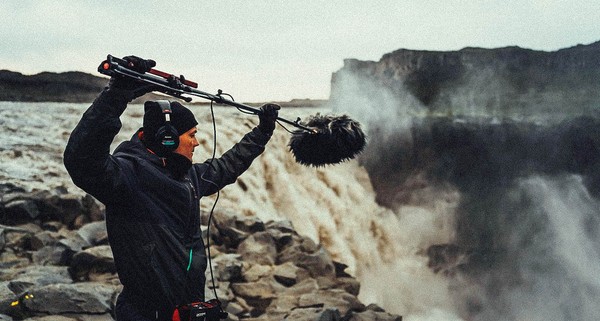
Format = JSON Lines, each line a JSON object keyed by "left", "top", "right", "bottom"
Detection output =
{"left": 113, "top": 129, "right": 165, "bottom": 167}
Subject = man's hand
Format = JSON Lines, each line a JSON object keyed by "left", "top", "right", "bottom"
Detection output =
{"left": 104, "top": 56, "right": 158, "bottom": 99}
{"left": 258, "top": 103, "right": 281, "bottom": 134}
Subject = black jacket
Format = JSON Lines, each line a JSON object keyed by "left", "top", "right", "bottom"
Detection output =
{"left": 64, "top": 88, "right": 270, "bottom": 315}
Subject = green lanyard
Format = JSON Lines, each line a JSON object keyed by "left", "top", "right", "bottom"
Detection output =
{"left": 186, "top": 248, "right": 193, "bottom": 271}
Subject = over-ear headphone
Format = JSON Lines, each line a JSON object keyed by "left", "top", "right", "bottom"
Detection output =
{"left": 154, "top": 100, "right": 179, "bottom": 151}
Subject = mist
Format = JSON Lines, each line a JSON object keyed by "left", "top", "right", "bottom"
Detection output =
{"left": 329, "top": 65, "right": 600, "bottom": 320}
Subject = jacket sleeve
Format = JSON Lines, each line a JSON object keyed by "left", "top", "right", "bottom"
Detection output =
{"left": 63, "top": 88, "right": 134, "bottom": 204}
{"left": 194, "top": 127, "right": 271, "bottom": 196}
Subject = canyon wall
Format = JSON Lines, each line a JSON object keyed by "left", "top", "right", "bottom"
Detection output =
{"left": 330, "top": 41, "right": 600, "bottom": 118}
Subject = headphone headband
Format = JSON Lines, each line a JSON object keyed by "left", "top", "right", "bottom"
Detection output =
{"left": 157, "top": 100, "right": 172, "bottom": 121}
{"left": 154, "top": 100, "right": 179, "bottom": 151}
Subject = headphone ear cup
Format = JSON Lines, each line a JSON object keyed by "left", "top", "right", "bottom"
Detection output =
{"left": 155, "top": 123, "right": 179, "bottom": 151}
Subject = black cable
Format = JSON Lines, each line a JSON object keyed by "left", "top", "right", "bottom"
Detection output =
{"left": 199, "top": 100, "right": 221, "bottom": 301}
{"left": 217, "top": 90, "right": 254, "bottom": 115}
{"left": 275, "top": 120, "right": 294, "bottom": 134}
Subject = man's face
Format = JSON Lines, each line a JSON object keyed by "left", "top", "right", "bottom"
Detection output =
{"left": 174, "top": 127, "right": 199, "bottom": 161}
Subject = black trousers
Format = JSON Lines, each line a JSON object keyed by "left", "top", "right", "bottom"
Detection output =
{"left": 115, "top": 291, "right": 171, "bottom": 321}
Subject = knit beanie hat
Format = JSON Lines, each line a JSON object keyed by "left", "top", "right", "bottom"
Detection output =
{"left": 142, "top": 100, "right": 198, "bottom": 154}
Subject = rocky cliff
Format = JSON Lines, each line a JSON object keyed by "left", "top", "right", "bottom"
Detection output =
{"left": 0, "top": 71, "right": 107, "bottom": 103}
{"left": 330, "top": 41, "right": 600, "bottom": 117}
{"left": 0, "top": 70, "right": 178, "bottom": 104}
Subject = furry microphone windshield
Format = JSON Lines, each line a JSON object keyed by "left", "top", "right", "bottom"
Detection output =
{"left": 288, "top": 114, "right": 366, "bottom": 167}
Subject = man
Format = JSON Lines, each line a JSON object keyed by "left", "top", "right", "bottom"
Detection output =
{"left": 63, "top": 56, "right": 280, "bottom": 320}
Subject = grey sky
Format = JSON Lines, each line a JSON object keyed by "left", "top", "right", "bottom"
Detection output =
{"left": 2, "top": 0, "right": 599, "bottom": 102}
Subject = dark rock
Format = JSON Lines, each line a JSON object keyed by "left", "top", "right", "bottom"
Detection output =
{"left": 41, "top": 221, "right": 64, "bottom": 232}
{"left": 333, "top": 261, "right": 353, "bottom": 278}
{"left": 426, "top": 243, "right": 470, "bottom": 276}
{"left": 0, "top": 184, "right": 25, "bottom": 195}
{"left": 265, "top": 220, "right": 295, "bottom": 234}
{"left": 42, "top": 193, "right": 84, "bottom": 227}
{"left": 76, "top": 222, "right": 108, "bottom": 246}
{"left": 0, "top": 281, "right": 17, "bottom": 316}
{"left": 69, "top": 245, "right": 116, "bottom": 282}
{"left": 213, "top": 254, "right": 244, "bottom": 283}
{"left": 0, "top": 189, "right": 105, "bottom": 229}
{"left": 58, "top": 233, "right": 90, "bottom": 253}
{"left": 242, "top": 264, "right": 273, "bottom": 283}
{"left": 28, "top": 231, "right": 60, "bottom": 251}
{"left": 298, "top": 289, "right": 364, "bottom": 316}
{"left": 0, "top": 249, "right": 29, "bottom": 270}
{"left": 0, "top": 225, "right": 32, "bottom": 252}
{"left": 230, "top": 277, "right": 281, "bottom": 300}
{"left": 238, "top": 232, "right": 277, "bottom": 266}
{"left": 330, "top": 277, "right": 360, "bottom": 296}
{"left": 59, "top": 313, "right": 115, "bottom": 320}
{"left": 273, "top": 262, "right": 303, "bottom": 286}
{"left": 283, "top": 307, "right": 341, "bottom": 321}
{"left": 209, "top": 210, "right": 266, "bottom": 248}
{"left": 23, "top": 282, "right": 118, "bottom": 315}
{"left": 345, "top": 309, "right": 403, "bottom": 321}
{"left": 81, "top": 194, "right": 105, "bottom": 222}
{"left": 279, "top": 245, "right": 335, "bottom": 279}
{"left": 4, "top": 266, "right": 72, "bottom": 296}
{"left": 22, "top": 316, "right": 78, "bottom": 321}
{"left": 265, "top": 294, "right": 299, "bottom": 317}
{"left": 3, "top": 199, "right": 40, "bottom": 224}
{"left": 31, "top": 245, "right": 72, "bottom": 266}
{"left": 265, "top": 228, "right": 294, "bottom": 251}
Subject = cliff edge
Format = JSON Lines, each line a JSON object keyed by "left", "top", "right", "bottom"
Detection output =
{"left": 330, "top": 41, "right": 600, "bottom": 117}
{"left": 0, "top": 70, "right": 107, "bottom": 103}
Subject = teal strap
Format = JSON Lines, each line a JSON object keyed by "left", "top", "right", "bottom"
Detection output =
{"left": 186, "top": 248, "right": 193, "bottom": 271}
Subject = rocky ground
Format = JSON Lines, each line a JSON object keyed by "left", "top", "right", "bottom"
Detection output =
{"left": 0, "top": 184, "right": 402, "bottom": 321}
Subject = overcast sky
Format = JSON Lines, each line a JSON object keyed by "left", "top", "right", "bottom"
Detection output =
{"left": 2, "top": 1, "right": 599, "bottom": 102}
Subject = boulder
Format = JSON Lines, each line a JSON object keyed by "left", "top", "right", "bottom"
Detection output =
{"left": 23, "top": 282, "right": 118, "bottom": 315}
{"left": 213, "top": 253, "right": 244, "bottom": 283}
{"left": 283, "top": 307, "right": 341, "bottom": 321}
{"left": 209, "top": 210, "right": 265, "bottom": 248}
{"left": 3, "top": 266, "right": 72, "bottom": 295}
{"left": 0, "top": 190, "right": 103, "bottom": 228}
{"left": 76, "top": 222, "right": 108, "bottom": 247}
{"left": 298, "top": 289, "right": 365, "bottom": 316}
{"left": 28, "top": 231, "right": 60, "bottom": 251}
{"left": 230, "top": 277, "right": 281, "bottom": 300}
{"left": 2, "top": 199, "right": 40, "bottom": 224}
{"left": 0, "top": 281, "right": 17, "bottom": 316}
{"left": 238, "top": 232, "right": 277, "bottom": 266}
{"left": 242, "top": 264, "right": 273, "bottom": 283}
{"left": 31, "top": 245, "right": 72, "bottom": 266}
{"left": 22, "top": 316, "right": 77, "bottom": 321}
{"left": 278, "top": 244, "right": 336, "bottom": 279}
{"left": 346, "top": 308, "right": 403, "bottom": 321}
{"left": 273, "top": 262, "right": 304, "bottom": 286}
{"left": 0, "top": 225, "right": 32, "bottom": 253}
{"left": 69, "top": 245, "right": 116, "bottom": 282}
